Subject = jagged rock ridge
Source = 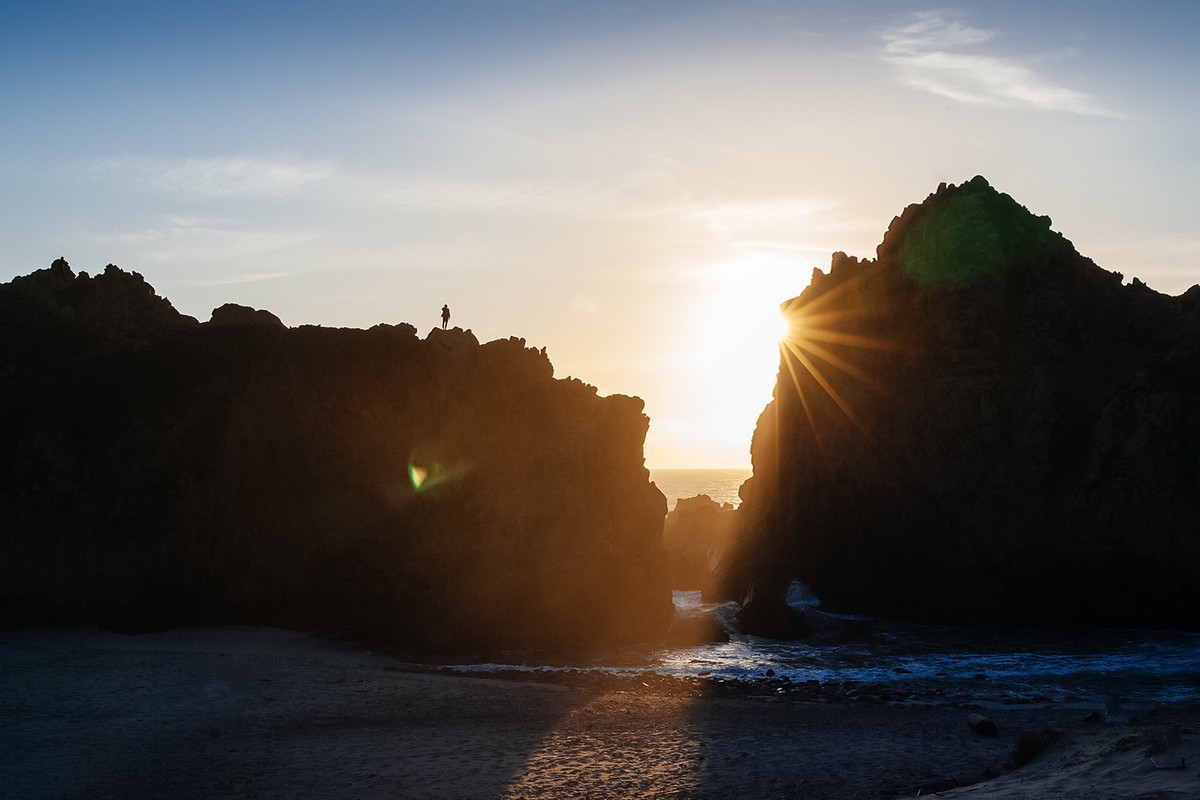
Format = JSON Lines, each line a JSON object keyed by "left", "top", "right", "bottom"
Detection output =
{"left": 0, "top": 260, "right": 671, "bottom": 651}
{"left": 723, "top": 177, "right": 1200, "bottom": 633}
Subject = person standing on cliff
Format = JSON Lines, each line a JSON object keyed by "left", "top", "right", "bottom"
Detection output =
{"left": 441, "top": 304, "right": 450, "bottom": 330}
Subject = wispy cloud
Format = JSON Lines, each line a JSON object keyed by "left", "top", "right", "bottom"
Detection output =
{"left": 91, "top": 152, "right": 597, "bottom": 213}
{"left": 92, "top": 156, "right": 334, "bottom": 198}
{"left": 679, "top": 195, "right": 876, "bottom": 258}
{"left": 95, "top": 215, "right": 317, "bottom": 263}
{"left": 88, "top": 145, "right": 682, "bottom": 226}
{"left": 882, "top": 10, "right": 1128, "bottom": 118}
{"left": 344, "top": 176, "right": 599, "bottom": 214}
{"left": 690, "top": 197, "right": 833, "bottom": 235}
{"left": 182, "top": 271, "right": 294, "bottom": 286}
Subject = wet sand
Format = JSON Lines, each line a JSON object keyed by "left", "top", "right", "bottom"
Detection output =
{"left": 2, "top": 627, "right": 1197, "bottom": 799}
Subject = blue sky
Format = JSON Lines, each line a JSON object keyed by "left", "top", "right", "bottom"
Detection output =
{"left": 3, "top": 1, "right": 1199, "bottom": 466}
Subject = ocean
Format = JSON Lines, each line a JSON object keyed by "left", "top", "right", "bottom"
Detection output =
{"left": 654, "top": 588, "right": 1200, "bottom": 708}
{"left": 649, "top": 468, "right": 751, "bottom": 510}
{"left": 449, "top": 467, "right": 1200, "bottom": 711}
{"left": 453, "top": 586, "right": 1200, "bottom": 710}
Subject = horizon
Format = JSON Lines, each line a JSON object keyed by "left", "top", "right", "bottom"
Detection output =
{"left": 3, "top": 1, "right": 1199, "bottom": 468}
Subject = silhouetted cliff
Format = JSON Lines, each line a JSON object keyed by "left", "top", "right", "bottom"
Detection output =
{"left": 0, "top": 260, "right": 671, "bottom": 651}
{"left": 723, "top": 177, "right": 1200, "bottom": 633}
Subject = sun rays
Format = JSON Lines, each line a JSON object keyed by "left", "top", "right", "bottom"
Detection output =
{"left": 775, "top": 264, "right": 896, "bottom": 449}
{"left": 657, "top": 253, "right": 816, "bottom": 466}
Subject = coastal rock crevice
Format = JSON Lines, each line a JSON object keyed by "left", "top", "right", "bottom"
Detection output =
{"left": 723, "top": 177, "right": 1200, "bottom": 632}
{"left": 0, "top": 260, "right": 671, "bottom": 651}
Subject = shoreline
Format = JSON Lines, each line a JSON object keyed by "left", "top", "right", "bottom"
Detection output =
{"left": 3, "top": 626, "right": 1198, "bottom": 799}
{"left": 414, "top": 661, "right": 1177, "bottom": 714}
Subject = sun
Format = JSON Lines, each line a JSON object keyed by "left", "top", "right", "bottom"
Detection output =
{"left": 647, "top": 252, "right": 893, "bottom": 467}
{"left": 775, "top": 267, "right": 895, "bottom": 446}
{"left": 771, "top": 305, "right": 793, "bottom": 343}
{"left": 669, "top": 254, "right": 812, "bottom": 453}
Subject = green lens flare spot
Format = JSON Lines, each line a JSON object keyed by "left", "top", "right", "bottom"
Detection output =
{"left": 408, "top": 464, "right": 429, "bottom": 490}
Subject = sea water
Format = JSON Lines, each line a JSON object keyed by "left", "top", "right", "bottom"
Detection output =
{"left": 452, "top": 587, "right": 1200, "bottom": 709}
{"left": 650, "top": 468, "right": 751, "bottom": 510}
{"left": 450, "top": 469, "right": 1200, "bottom": 709}
{"left": 656, "top": 588, "right": 1200, "bottom": 708}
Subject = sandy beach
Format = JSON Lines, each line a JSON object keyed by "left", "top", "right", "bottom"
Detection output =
{"left": 2, "top": 627, "right": 1197, "bottom": 800}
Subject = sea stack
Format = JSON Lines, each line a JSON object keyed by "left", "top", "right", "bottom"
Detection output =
{"left": 0, "top": 260, "right": 672, "bottom": 651}
{"left": 722, "top": 177, "right": 1200, "bottom": 634}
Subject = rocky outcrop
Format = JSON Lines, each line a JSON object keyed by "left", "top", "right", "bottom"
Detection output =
{"left": 0, "top": 261, "right": 671, "bottom": 652}
{"left": 209, "top": 303, "right": 285, "bottom": 328}
{"left": 2, "top": 259, "right": 198, "bottom": 344}
{"left": 661, "top": 494, "right": 740, "bottom": 597}
{"left": 721, "top": 177, "right": 1200, "bottom": 632}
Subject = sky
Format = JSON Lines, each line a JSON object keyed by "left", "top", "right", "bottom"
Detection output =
{"left": 3, "top": 1, "right": 1199, "bottom": 467}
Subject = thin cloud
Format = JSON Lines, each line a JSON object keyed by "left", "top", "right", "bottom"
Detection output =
{"left": 346, "top": 176, "right": 596, "bottom": 214}
{"left": 343, "top": 162, "right": 681, "bottom": 220}
{"left": 882, "top": 10, "right": 1128, "bottom": 118}
{"left": 739, "top": 240, "right": 852, "bottom": 256}
{"left": 183, "top": 272, "right": 294, "bottom": 286}
{"left": 91, "top": 152, "right": 600, "bottom": 214}
{"left": 95, "top": 216, "right": 318, "bottom": 263}
{"left": 683, "top": 196, "right": 875, "bottom": 256}
{"left": 690, "top": 197, "right": 837, "bottom": 239}
{"left": 92, "top": 155, "right": 334, "bottom": 198}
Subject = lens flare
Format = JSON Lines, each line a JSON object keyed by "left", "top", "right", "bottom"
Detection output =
{"left": 777, "top": 265, "right": 896, "bottom": 447}
{"left": 407, "top": 454, "right": 474, "bottom": 494}
{"left": 408, "top": 464, "right": 429, "bottom": 490}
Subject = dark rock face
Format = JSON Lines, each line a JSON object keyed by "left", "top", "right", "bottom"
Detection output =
{"left": 722, "top": 177, "right": 1200, "bottom": 631}
{"left": 209, "top": 303, "right": 285, "bottom": 328}
{"left": 0, "top": 261, "right": 671, "bottom": 651}
{"left": 2, "top": 259, "right": 199, "bottom": 344}
{"left": 661, "top": 494, "right": 740, "bottom": 597}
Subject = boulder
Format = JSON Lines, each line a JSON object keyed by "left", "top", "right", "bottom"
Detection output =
{"left": 968, "top": 713, "right": 998, "bottom": 736}
{"left": 735, "top": 590, "right": 813, "bottom": 639}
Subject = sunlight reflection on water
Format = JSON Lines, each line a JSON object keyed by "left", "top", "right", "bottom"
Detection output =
{"left": 450, "top": 590, "right": 1200, "bottom": 708}
{"left": 657, "top": 590, "right": 1200, "bottom": 706}
{"left": 650, "top": 469, "right": 751, "bottom": 510}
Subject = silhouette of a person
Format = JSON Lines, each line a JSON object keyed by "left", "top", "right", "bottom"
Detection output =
{"left": 441, "top": 304, "right": 450, "bottom": 330}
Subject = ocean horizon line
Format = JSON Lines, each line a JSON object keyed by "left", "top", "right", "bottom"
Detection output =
{"left": 649, "top": 466, "right": 751, "bottom": 472}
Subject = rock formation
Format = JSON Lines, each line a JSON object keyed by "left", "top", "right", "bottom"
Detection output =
{"left": 0, "top": 260, "right": 671, "bottom": 651}
{"left": 209, "top": 302, "right": 285, "bottom": 328}
{"left": 661, "top": 494, "right": 740, "bottom": 597}
{"left": 722, "top": 177, "right": 1200, "bottom": 634}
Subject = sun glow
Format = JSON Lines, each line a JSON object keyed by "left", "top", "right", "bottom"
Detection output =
{"left": 775, "top": 268, "right": 896, "bottom": 451}
{"left": 770, "top": 304, "right": 793, "bottom": 343}
{"left": 650, "top": 253, "right": 810, "bottom": 467}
